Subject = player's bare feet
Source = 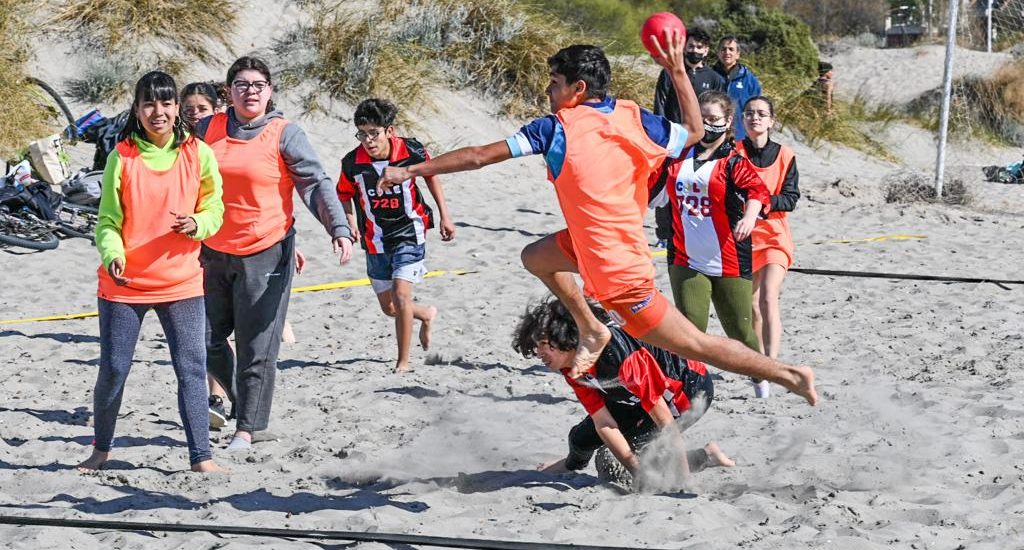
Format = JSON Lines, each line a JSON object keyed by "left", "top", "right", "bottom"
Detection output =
{"left": 191, "top": 460, "right": 228, "bottom": 473}
{"left": 704, "top": 442, "right": 735, "bottom": 468}
{"left": 567, "top": 323, "right": 611, "bottom": 379}
{"left": 419, "top": 306, "right": 437, "bottom": 351}
{"left": 76, "top": 450, "right": 109, "bottom": 472}
{"left": 395, "top": 360, "right": 413, "bottom": 373}
{"left": 781, "top": 365, "right": 818, "bottom": 406}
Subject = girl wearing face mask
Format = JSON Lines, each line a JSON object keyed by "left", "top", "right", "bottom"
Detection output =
{"left": 81, "top": 71, "right": 225, "bottom": 473}
{"left": 650, "top": 91, "right": 770, "bottom": 392}
{"left": 735, "top": 96, "right": 800, "bottom": 396}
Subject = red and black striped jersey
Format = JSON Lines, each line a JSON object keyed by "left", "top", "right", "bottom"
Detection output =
{"left": 565, "top": 326, "right": 709, "bottom": 422}
{"left": 337, "top": 136, "right": 434, "bottom": 254}
{"left": 661, "top": 143, "right": 770, "bottom": 278}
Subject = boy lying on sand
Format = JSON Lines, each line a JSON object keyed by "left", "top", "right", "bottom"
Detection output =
{"left": 512, "top": 298, "right": 734, "bottom": 488}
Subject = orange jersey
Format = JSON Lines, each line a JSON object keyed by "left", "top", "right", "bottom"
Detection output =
{"left": 550, "top": 100, "right": 668, "bottom": 300}
{"left": 202, "top": 112, "right": 293, "bottom": 255}
{"left": 735, "top": 140, "right": 797, "bottom": 269}
{"left": 98, "top": 138, "right": 205, "bottom": 303}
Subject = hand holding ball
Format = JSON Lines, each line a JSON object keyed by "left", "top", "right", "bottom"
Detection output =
{"left": 640, "top": 12, "right": 687, "bottom": 59}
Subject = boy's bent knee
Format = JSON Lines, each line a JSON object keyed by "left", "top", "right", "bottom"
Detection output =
{"left": 520, "top": 243, "right": 540, "bottom": 272}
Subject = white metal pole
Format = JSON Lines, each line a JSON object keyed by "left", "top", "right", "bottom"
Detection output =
{"left": 986, "top": 0, "right": 993, "bottom": 53}
{"left": 935, "top": 0, "right": 959, "bottom": 196}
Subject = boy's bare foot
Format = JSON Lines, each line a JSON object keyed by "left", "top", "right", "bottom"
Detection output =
{"left": 704, "top": 442, "right": 735, "bottom": 468}
{"left": 419, "top": 306, "right": 437, "bottom": 350}
{"left": 782, "top": 365, "right": 818, "bottom": 406}
{"left": 538, "top": 458, "right": 569, "bottom": 473}
{"left": 567, "top": 323, "right": 611, "bottom": 378}
{"left": 76, "top": 450, "right": 109, "bottom": 472}
{"left": 395, "top": 361, "right": 413, "bottom": 373}
{"left": 191, "top": 460, "right": 228, "bottom": 473}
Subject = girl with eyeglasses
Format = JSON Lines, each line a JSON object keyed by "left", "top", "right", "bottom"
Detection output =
{"left": 193, "top": 56, "right": 356, "bottom": 451}
{"left": 650, "top": 90, "right": 771, "bottom": 396}
{"left": 735, "top": 96, "right": 801, "bottom": 398}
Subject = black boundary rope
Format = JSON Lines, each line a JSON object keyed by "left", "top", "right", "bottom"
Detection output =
{"left": 0, "top": 515, "right": 666, "bottom": 550}
{"left": 790, "top": 268, "right": 1024, "bottom": 289}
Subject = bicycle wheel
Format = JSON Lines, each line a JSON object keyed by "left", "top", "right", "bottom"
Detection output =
{"left": 26, "top": 77, "right": 77, "bottom": 141}
{"left": 0, "top": 213, "right": 61, "bottom": 251}
{"left": 56, "top": 202, "right": 98, "bottom": 243}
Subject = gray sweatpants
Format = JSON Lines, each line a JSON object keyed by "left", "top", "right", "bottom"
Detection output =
{"left": 94, "top": 296, "right": 212, "bottom": 465}
{"left": 202, "top": 234, "right": 294, "bottom": 433}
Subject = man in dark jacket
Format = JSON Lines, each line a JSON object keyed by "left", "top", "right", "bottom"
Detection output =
{"left": 653, "top": 26, "right": 725, "bottom": 125}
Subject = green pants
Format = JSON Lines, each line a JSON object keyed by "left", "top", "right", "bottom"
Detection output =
{"left": 668, "top": 265, "right": 760, "bottom": 352}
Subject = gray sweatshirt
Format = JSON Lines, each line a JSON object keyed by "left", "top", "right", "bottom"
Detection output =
{"left": 196, "top": 108, "right": 352, "bottom": 242}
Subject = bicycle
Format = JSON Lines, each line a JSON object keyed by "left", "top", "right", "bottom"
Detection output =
{"left": 0, "top": 183, "right": 61, "bottom": 251}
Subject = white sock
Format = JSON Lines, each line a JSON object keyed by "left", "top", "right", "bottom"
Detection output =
{"left": 752, "top": 380, "right": 771, "bottom": 398}
{"left": 226, "top": 436, "right": 252, "bottom": 450}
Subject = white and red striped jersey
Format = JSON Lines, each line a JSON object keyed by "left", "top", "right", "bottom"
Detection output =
{"left": 662, "top": 144, "right": 770, "bottom": 278}
{"left": 337, "top": 137, "right": 434, "bottom": 254}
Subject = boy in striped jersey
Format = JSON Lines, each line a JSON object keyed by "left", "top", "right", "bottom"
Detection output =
{"left": 337, "top": 98, "right": 456, "bottom": 372}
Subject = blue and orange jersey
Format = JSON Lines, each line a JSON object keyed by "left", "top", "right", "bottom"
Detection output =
{"left": 505, "top": 97, "right": 688, "bottom": 300}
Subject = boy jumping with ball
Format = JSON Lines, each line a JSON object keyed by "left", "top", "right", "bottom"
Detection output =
{"left": 378, "top": 33, "right": 817, "bottom": 405}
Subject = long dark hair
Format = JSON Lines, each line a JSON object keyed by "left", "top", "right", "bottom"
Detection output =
{"left": 119, "top": 71, "right": 188, "bottom": 147}
{"left": 226, "top": 56, "right": 275, "bottom": 113}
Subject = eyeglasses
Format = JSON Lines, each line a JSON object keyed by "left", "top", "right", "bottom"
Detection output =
{"left": 703, "top": 115, "right": 728, "bottom": 125}
{"left": 742, "top": 110, "right": 772, "bottom": 119}
{"left": 231, "top": 80, "right": 269, "bottom": 93}
{"left": 355, "top": 129, "right": 385, "bottom": 142}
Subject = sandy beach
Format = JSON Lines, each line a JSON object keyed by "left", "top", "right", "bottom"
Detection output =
{"left": 1, "top": 2, "right": 1023, "bottom": 548}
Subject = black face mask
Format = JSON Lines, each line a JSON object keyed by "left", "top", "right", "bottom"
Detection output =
{"left": 684, "top": 52, "right": 707, "bottom": 66}
{"left": 702, "top": 121, "right": 729, "bottom": 143}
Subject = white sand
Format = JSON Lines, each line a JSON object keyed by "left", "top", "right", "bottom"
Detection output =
{"left": 2, "top": 3, "right": 1023, "bottom": 548}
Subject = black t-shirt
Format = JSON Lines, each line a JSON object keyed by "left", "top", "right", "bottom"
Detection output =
{"left": 563, "top": 326, "right": 712, "bottom": 428}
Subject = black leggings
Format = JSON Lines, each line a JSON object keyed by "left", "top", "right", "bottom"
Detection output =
{"left": 93, "top": 297, "right": 211, "bottom": 465}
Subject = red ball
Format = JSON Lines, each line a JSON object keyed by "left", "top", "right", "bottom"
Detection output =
{"left": 640, "top": 12, "right": 687, "bottom": 58}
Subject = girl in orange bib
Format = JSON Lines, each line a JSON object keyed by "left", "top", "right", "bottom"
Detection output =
{"left": 735, "top": 96, "right": 800, "bottom": 386}
{"left": 80, "top": 72, "right": 225, "bottom": 473}
{"left": 194, "top": 56, "right": 355, "bottom": 450}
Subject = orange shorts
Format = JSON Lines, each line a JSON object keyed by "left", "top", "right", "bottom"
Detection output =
{"left": 554, "top": 229, "right": 669, "bottom": 337}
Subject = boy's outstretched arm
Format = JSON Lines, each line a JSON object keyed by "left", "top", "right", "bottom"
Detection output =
{"left": 592, "top": 407, "right": 640, "bottom": 474}
{"left": 424, "top": 175, "right": 455, "bottom": 241}
{"left": 378, "top": 141, "right": 512, "bottom": 192}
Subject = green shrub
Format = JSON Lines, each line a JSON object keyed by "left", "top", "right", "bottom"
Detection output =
{"left": 906, "top": 60, "right": 1024, "bottom": 144}
{"left": 48, "top": 0, "right": 237, "bottom": 66}
{"left": 64, "top": 57, "right": 136, "bottom": 105}
{"left": 0, "top": 0, "right": 53, "bottom": 160}
{"left": 539, "top": 0, "right": 671, "bottom": 54}
{"left": 276, "top": 0, "right": 656, "bottom": 123}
